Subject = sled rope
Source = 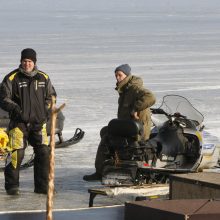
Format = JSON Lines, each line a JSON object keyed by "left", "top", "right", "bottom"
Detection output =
{"left": 46, "top": 96, "right": 65, "bottom": 220}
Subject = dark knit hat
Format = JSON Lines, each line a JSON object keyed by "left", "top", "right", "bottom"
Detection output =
{"left": 21, "top": 48, "right": 37, "bottom": 63}
{"left": 115, "top": 64, "right": 131, "bottom": 76}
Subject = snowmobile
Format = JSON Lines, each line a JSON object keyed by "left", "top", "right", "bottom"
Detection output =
{"left": 102, "top": 95, "right": 220, "bottom": 186}
{"left": 0, "top": 108, "right": 84, "bottom": 169}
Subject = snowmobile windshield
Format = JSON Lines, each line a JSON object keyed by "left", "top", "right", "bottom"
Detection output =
{"left": 159, "top": 95, "right": 204, "bottom": 124}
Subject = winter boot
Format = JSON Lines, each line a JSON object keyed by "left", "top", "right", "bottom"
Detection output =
{"left": 83, "top": 172, "right": 102, "bottom": 181}
{"left": 6, "top": 187, "right": 20, "bottom": 195}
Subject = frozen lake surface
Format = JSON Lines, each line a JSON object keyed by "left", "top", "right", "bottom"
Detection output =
{"left": 0, "top": 0, "right": 220, "bottom": 211}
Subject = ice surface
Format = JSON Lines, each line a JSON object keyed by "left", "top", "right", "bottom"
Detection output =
{"left": 0, "top": 0, "right": 220, "bottom": 211}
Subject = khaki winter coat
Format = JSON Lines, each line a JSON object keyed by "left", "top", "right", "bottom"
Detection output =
{"left": 116, "top": 75, "right": 156, "bottom": 140}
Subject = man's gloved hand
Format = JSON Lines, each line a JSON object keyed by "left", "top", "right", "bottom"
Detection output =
{"left": 10, "top": 106, "right": 22, "bottom": 121}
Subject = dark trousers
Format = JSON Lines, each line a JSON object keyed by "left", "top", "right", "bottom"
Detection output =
{"left": 95, "top": 126, "right": 109, "bottom": 175}
{"left": 4, "top": 122, "right": 50, "bottom": 191}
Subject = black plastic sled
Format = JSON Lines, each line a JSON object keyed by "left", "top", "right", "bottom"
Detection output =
{"left": 18, "top": 127, "right": 84, "bottom": 169}
{"left": 54, "top": 127, "right": 85, "bottom": 149}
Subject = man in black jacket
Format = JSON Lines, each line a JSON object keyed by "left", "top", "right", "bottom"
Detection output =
{"left": 0, "top": 48, "right": 56, "bottom": 195}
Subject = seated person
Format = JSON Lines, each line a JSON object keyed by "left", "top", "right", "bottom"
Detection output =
{"left": 83, "top": 64, "right": 156, "bottom": 181}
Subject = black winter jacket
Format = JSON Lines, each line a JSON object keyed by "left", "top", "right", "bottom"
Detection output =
{"left": 0, "top": 68, "right": 56, "bottom": 125}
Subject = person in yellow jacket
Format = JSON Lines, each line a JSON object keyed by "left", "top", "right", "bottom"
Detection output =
{"left": 83, "top": 64, "right": 156, "bottom": 181}
{"left": 0, "top": 48, "right": 56, "bottom": 195}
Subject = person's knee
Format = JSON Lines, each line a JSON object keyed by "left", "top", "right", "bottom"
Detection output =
{"left": 8, "top": 127, "right": 25, "bottom": 151}
{"left": 100, "top": 126, "right": 108, "bottom": 138}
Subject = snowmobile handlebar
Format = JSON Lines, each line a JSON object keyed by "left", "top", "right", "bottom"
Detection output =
{"left": 150, "top": 108, "right": 187, "bottom": 121}
{"left": 150, "top": 108, "right": 169, "bottom": 116}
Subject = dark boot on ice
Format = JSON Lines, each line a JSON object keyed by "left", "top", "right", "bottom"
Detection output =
{"left": 83, "top": 172, "right": 102, "bottom": 181}
{"left": 6, "top": 187, "right": 20, "bottom": 196}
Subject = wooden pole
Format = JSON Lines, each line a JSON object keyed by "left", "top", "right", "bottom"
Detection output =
{"left": 46, "top": 96, "right": 65, "bottom": 220}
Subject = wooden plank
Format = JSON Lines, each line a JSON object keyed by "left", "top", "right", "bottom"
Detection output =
{"left": 88, "top": 184, "right": 169, "bottom": 207}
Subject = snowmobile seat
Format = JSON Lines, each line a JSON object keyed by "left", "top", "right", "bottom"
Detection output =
{"left": 107, "top": 119, "right": 144, "bottom": 159}
{"left": 108, "top": 119, "right": 143, "bottom": 139}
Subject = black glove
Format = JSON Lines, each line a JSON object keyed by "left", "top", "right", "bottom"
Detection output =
{"left": 10, "top": 106, "right": 22, "bottom": 121}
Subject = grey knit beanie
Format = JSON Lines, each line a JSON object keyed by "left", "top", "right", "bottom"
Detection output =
{"left": 115, "top": 64, "right": 131, "bottom": 76}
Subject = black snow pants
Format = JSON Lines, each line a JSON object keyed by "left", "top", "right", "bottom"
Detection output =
{"left": 95, "top": 126, "right": 109, "bottom": 175}
{"left": 4, "top": 122, "right": 50, "bottom": 192}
